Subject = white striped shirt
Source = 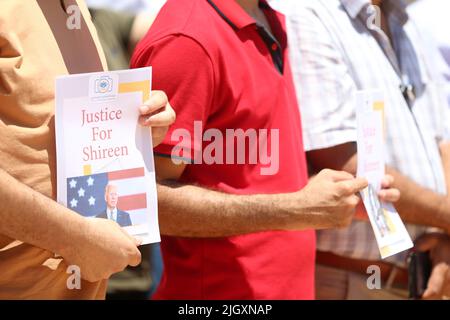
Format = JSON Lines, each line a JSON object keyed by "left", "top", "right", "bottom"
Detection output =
{"left": 272, "top": 0, "right": 450, "bottom": 265}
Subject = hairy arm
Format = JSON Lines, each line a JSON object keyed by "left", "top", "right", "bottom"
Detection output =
{"left": 158, "top": 180, "right": 299, "bottom": 237}
{"left": 307, "top": 142, "right": 450, "bottom": 231}
{"left": 156, "top": 156, "right": 366, "bottom": 237}
{"left": 0, "top": 168, "right": 90, "bottom": 254}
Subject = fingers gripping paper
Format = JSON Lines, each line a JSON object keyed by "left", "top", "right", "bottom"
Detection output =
{"left": 356, "top": 90, "right": 413, "bottom": 259}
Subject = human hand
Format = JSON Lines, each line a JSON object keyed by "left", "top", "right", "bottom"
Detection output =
{"left": 61, "top": 218, "right": 142, "bottom": 282}
{"left": 291, "top": 169, "right": 368, "bottom": 229}
{"left": 354, "top": 174, "right": 400, "bottom": 220}
{"left": 415, "top": 233, "right": 450, "bottom": 300}
{"left": 139, "top": 90, "right": 176, "bottom": 147}
{"left": 377, "top": 174, "right": 400, "bottom": 202}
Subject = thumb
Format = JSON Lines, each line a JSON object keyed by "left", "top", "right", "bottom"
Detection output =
{"left": 128, "top": 247, "right": 142, "bottom": 267}
{"left": 338, "top": 177, "right": 368, "bottom": 195}
{"left": 133, "top": 236, "right": 143, "bottom": 247}
{"left": 118, "top": 227, "right": 141, "bottom": 247}
{"left": 351, "top": 177, "right": 369, "bottom": 193}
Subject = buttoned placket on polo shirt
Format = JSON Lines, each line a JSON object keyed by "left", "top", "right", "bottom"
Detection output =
{"left": 207, "top": 0, "right": 284, "bottom": 74}
{"left": 256, "top": 23, "right": 284, "bottom": 74}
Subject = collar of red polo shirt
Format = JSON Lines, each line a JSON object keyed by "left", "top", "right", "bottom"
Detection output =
{"left": 207, "top": 0, "right": 284, "bottom": 73}
{"left": 207, "top": 0, "right": 271, "bottom": 29}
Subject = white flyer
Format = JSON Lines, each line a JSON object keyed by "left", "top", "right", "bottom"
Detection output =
{"left": 55, "top": 67, "right": 160, "bottom": 245}
{"left": 356, "top": 90, "right": 413, "bottom": 259}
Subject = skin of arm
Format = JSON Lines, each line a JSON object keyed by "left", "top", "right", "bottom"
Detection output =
{"left": 0, "top": 166, "right": 144, "bottom": 282}
{"left": 307, "top": 142, "right": 450, "bottom": 232}
{"left": 155, "top": 156, "right": 366, "bottom": 238}
{"left": 0, "top": 167, "right": 91, "bottom": 255}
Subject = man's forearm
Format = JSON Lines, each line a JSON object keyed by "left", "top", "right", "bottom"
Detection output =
{"left": 0, "top": 168, "right": 90, "bottom": 254}
{"left": 387, "top": 167, "right": 450, "bottom": 231}
{"left": 307, "top": 143, "right": 450, "bottom": 231}
{"left": 157, "top": 181, "right": 325, "bottom": 238}
{"left": 390, "top": 142, "right": 450, "bottom": 230}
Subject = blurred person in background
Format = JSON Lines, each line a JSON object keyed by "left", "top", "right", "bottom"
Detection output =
{"left": 85, "top": 0, "right": 165, "bottom": 70}
{"left": 271, "top": 0, "right": 450, "bottom": 300}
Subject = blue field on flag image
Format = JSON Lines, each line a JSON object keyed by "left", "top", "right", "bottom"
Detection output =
{"left": 66, "top": 167, "right": 148, "bottom": 227}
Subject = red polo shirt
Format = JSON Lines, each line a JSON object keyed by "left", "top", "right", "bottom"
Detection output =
{"left": 131, "top": 0, "right": 315, "bottom": 299}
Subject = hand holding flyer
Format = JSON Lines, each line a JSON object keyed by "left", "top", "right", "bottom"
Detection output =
{"left": 356, "top": 90, "right": 413, "bottom": 259}
{"left": 55, "top": 68, "right": 160, "bottom": 245}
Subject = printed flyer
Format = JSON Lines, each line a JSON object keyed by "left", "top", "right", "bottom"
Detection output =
{"left": 356, "top": 90, "right": 413, "bottom": 259}
{"left": 55, "top": 67, "right": 160, "bottom": 245}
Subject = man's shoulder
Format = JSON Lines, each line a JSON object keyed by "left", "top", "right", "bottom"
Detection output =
{"left": 151, "top": 1, "right": 223, "bottom": 41}
{"left": 134, "top": 0, "right": 228, "bottom": 60}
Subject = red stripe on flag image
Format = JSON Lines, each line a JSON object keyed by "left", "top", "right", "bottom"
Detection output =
{"left": 118, "top": 193, "right": 147, "bottom": 211}
{"left": 108, "top": 167, "right": 145, "bottom": 180}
